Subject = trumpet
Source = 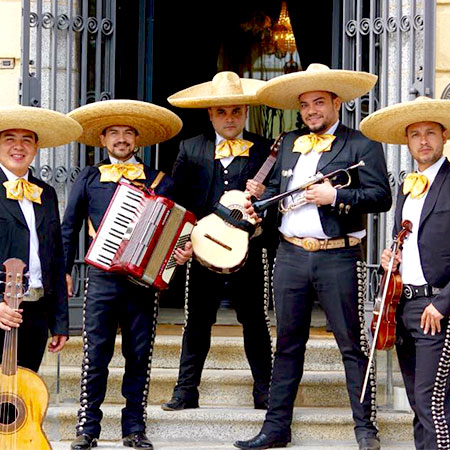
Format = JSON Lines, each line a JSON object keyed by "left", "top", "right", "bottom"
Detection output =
{"left": 252, "top": 160, "right": 365, "bottom": 214}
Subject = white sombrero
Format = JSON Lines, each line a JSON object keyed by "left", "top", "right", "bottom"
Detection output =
{"left": 360, "top": 96, "right": 450, "bottom": 145}
{"left": 167, "top": 71, "right": 266, "bottom": 108}
{"left": 68, "top": 99, "right": 183, "bottom": 147}
{"left": 257, "top": 63, "right": 378, "bottom": 109}
{"left": 0, "top": 105, "right": 82, "bottom": 148}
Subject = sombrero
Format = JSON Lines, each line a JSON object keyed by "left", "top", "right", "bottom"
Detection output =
{"left": 0, "top": 105, "right": 82, "bottom": 148}
{"left": 257, "top": 63, "right": 378, "bottom": 109}
{"left": 167, "top": 71, "right": 266, "bottom": 108}
{"left": 360, "top": 96, "right": 450, "bottom": 145}
{"left": 68, "top": 99, "right": 183, "bottom": 147}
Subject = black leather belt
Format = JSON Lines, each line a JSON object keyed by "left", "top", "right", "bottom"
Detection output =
{"left": 402, "top": 284, "right": 441, "bottom": 300}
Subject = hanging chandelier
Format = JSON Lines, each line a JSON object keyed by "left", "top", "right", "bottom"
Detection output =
{"left": 272, "top": 1, "right": 297, "bottom": 58}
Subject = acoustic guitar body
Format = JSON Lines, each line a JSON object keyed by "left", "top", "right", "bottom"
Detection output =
{"left": 0, "top": 366, "right": 51, "bottom": 450}
{"left": 191, "top": 190, "right": 255, "bottom": 274}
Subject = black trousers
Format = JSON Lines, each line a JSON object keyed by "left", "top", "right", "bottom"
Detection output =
{"left": 396, "top": 295, "right": 450, "bottom": 450}
{"left": 172, "top": 244, "right": 273, "bottom": 406}
{"left": 261, "top": 240, "right": 377, "bottom": 442}
{"left": 0, "top": 298, "right": 49, "bottom": 373}
{"left": 75, "top": 267, "right": 159, "bottom": 439}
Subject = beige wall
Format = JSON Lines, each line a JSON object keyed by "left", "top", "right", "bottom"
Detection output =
{"left": 0, "top": 0, "right": 22, "bottom": 106}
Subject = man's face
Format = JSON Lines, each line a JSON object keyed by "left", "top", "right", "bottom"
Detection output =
{"left": 0, "top": 129, "right": 38, "bottom": 177}
{"left": 208, "top": 105, "right": 248, "bottom": 140}
{"left": 406, "top": 121, "right": 447, "bottom": 171}
{"left": 100, "top": 125, "right": 139, "bottom": 161}
{"left": 298, "top": 91, "right": 342, "bottom": 134}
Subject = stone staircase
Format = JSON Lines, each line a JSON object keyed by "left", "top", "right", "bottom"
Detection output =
{"left": 39, "top": 308, "right": 414, "bottom": 448}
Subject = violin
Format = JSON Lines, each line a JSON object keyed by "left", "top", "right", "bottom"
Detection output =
{"left": 370, "top": 219, "right": 413, "bottom": 350}
{"left": 360, "top": 219, "right": 412, "bottom": 403}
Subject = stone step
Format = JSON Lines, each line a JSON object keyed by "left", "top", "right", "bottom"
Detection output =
{"left": 44, "top": 404, "right": 414, "bottom": 444}
{"left": 41, "top": 365, "right": 403, "bottom": 408}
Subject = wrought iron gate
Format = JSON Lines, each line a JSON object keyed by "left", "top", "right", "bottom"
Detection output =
{"left": 20, "top": 0, "right": 117, "bottom": 333}
{"left": 339, "top": 0, "right": 436, "bottom": 408}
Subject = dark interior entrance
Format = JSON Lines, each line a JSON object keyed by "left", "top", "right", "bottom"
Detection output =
{"left": 114, "top": 0, "right": 337, "bottom": 308}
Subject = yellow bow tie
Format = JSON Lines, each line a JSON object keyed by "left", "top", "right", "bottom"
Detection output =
{"left": 403, "top": 173, "right": 430, "bottom": 199}
{"left": 3, "top": 178, "right": 43, "bottom": 204}
{"left": 293, "top": 134, "right": 336, "bottom": 155}
{"left": 99, "top": 163, "right": 146, "bottom": 183}
{"left": 214, "top": 139, "right": 253, "bottom": 159}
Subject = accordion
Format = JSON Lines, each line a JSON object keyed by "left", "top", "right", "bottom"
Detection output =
{"left": 85, "top": 181, "right": 196, "bottom": 290}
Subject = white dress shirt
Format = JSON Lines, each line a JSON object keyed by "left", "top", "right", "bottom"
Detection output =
{"left": 279, "top": 121, "right": 365, "bottom": 240}
{"left": 400, "top": 156, "right": 446, "bottom": 285}
{"left": 108, "top": 155, "right": 139, "bottom": 165}
{"left": 0, "top": 163, "right": 43, "bottom": 288}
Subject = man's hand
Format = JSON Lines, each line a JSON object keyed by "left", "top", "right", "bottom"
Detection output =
{"left": 174, "top": 241, "right": 193, "bottom": 265}
{"left": 304, "top": 179, "right": 335, "bottom": 206}
{"left": 244, "top": 193, "right": 262, "bottom": 224}
{"left": 48, "top": 335, "right": 68, "bottom": 353}
{"left": 0, "top": 301, "right": 23, "bottom": 331}
{"left": 421, "top": 303, "right": 444, "bottom": 335}
{"left": 246, "top": 179, "right": 266, "bottom": 199}
{"left": 380, "top": 248, "right": 402, "bottom": 272}
{"left": 66, "top": 274, "right": 74, "bottom": 298}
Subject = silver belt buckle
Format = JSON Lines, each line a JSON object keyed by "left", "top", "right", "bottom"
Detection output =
{"left": 403, "top": 285, "right": 413, "bottom": 300}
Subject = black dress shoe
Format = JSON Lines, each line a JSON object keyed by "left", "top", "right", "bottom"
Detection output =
{"left": 123, "top": 431, "right": 154, "bottom": 449}
{"left": 70, "top": 434, "right": 97, "bottom": 450}
{"left": 234, "top": 432, "right": 290, "bottom": 449}
{"left": 358, "top": 437, "right": 381, "bottom": 450}
{"left": 161, "top": 396, "right": 199, "bottom": 411}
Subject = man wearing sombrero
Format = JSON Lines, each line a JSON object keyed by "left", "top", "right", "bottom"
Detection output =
{"left": 0, "top": 105, "right": 81, "bottom": 371}
{"left": 360, "top": 96, "right": 450, "bottom": 450}
{"left": 161, "top": 71, "right": 274, "bottom": 413}
{"left": 62, "top": 100, "right": 192, "bottom": 450}
{"left": 234, "top": 64, "right": 392, "bottom": 450}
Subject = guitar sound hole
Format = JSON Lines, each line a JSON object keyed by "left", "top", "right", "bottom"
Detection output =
{"left": 230, "top": 209, "right": 243, "bottom": 222}
{"left": 0, "top": 402, "right": 18, "bottom": 425}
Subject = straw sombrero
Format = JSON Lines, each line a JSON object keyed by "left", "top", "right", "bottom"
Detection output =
{"left": 257, "top": 63, "right": 378, "bottom": 110}
{"left": 360, "top": 96, "right": 450, "bottom": 145}
{"left": 167, "top": 71, "right": 266, "bottom": 108}
{"left": 68, "top": 99, "right": 183, "bottom": 147}
{"left": 0, "top": 105, "right": 82, "bottom": 148}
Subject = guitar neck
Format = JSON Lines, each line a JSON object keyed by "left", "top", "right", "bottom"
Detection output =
{"left": 253, "top": 154, "right": 277, "bottom": 184}
{"left": 1, "top": 328, "right": 18, "bottom": 376}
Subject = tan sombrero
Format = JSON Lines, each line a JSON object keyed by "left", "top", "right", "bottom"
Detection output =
{"left": 0, "top": 105, "right": 82, "bottom": 148}
{"left": 257, "top": 63, "right": 378, "bottom": 109}
{"left": 167, "top": 71, "right": 266, "bottom": 108}
{"left": 360, "top": 96, "right": 450, "bottom": 145}
{"left": 68, "top": 99, "right": 183, "bottom": 147}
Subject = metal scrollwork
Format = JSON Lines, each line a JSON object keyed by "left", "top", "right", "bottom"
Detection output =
{"left": 57, "top": 14, "right": 70, "bottom": 30}
{"left": 40, "top": 165, "right": 53, "bottom": 182}
{"left": 101, "top": 18, "right": 114, "bottom": 36}
{"left": 386, "top": 16, "right": 397, "bottom": 33}
{"left": 400, "top": 15, "right": 411, "bottom": 32}
{"left": 72, "top": 15, "right": 84, "bottom": 32}
{"left": 373, "top": 17, "right": 385, "bottom": 35}
{"left": 387, "top": 171, "right": 396, "bottom": 189}
{"left": 55, "top": 166, "right": 68, "bottom": 183}
{"left": 413, "top": 14, "right": 424, "bottom": 31}
{"left": 99, "top": 91, "right": 112, "bottom": 101}
{"left": 86, "top": 91, "right": 96, "bottom": 103}
{"left": 42, "top": 12, "right": 55, "bottom": 29}
{"left": 345, "top": 20, "right": 357, "bottom": 37}
{"left": 344, "top": 99, "right": 356, "bottom": 112}
{"left": 87, "top": 17, "right": 99, "bottom": 34}
{"left": 30, "top": 12, "right": 39, "bottom": 28}
{"left": 368, "top": 268, "right": 380, "bottom": 304}
{"left": 399, "top": 170, "right": 407, "bottom": 185}
{"left": 359, "top": 18, "right": 371, "bottom": 36}
{"left": 70, "top": 167, "right": 81, "bottom": 183}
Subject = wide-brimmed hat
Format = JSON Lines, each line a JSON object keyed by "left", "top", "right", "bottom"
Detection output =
{"left": 257, "top": 63, "right": 378, "bottom": 109}
{"left": 68, "top": 99, "right": 183, "bottom": 147}
{"left": 0, "top": 105, "right": 82, "bottom": 148}
{"left": 167, "top": 71, "right": 266, "bottom": 108}
{"left": 360, "top": 96, "right": 450, "bottom": 145}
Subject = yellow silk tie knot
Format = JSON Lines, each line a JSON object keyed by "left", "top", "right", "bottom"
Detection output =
{"left": 293, "top": 134, "right": 336, "bottom": 155}
{"left": 3, "top": 178, "right": 43, "bottom": 204}
{"left": 214, "top": 139, "right": 254, "bottom": 159}
{"left": 403, "top": 173, "right": 430, "bottom": 199}
{"left": 99, "top": 163, "right": 146, "bottom": 183}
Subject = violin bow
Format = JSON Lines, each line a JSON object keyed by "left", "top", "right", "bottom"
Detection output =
{"left": 359, "top": 239, "right": 399, "bottom": 404}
